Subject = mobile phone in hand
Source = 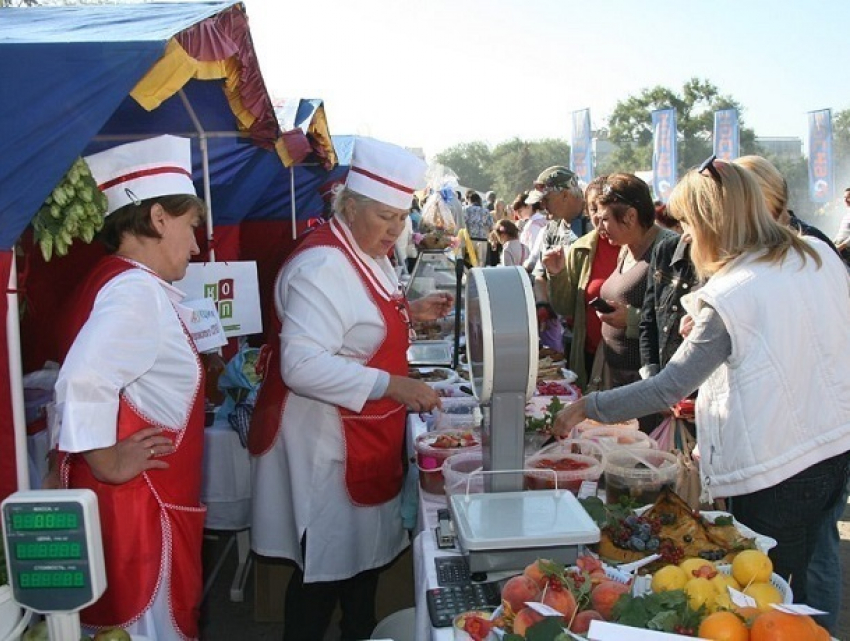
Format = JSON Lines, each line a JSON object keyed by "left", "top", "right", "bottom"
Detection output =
{"left": 589, "top": 297, "right": 615, "bottom": 314}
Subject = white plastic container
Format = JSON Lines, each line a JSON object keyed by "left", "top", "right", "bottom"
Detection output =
{"left": 523, "top": 439, "right": 605, "bottom": 494}
{"left": 580, "top": 425, "right": 656, "bottom": 453}
{"left": 571, "top": 417, "right": 639, "bottom": 438}
{"left": 603, "top": 448, "right": 679, "bottom": 506}
{"left": 442, "top": 450, "right": 485, "bottom": 497}
{"left": 415, "top": 429, "right": 481, "bottom": 495}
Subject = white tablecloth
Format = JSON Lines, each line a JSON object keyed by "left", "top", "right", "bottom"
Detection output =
{"left": 202, "top": 417, "right": 253, "bottom": 530}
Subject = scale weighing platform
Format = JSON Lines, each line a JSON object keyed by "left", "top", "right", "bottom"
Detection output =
{"left": 449, "top": 489, "right": 599, "bottom": 572}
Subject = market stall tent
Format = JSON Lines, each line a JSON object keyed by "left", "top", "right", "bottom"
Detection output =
{"left": 0, "top": 1, "right": 333, "bottom": 502}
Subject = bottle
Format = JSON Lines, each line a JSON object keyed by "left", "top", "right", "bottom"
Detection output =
{"left": 201, "top": 349, "right": 226, "bottom": 407}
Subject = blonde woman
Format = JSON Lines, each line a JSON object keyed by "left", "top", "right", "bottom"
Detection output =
{"left": 555, "top": 158, "right": 850, "bottom": 608}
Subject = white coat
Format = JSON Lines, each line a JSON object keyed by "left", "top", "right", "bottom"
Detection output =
{"left": 251, "top": 220, "right": 408, "bottom": 582}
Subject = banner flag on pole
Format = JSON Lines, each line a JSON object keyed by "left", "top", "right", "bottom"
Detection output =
{"left": 570, "top": 108, "right": 593, "bottom": 186}
{"left": 807, "top": 109, "right": 834, "bottom": 204}
{"left": 651, "top": 108, "right": 677, "bottom": 203}
{"left": 713, "top": 109, "right": 740, "bottom": 161}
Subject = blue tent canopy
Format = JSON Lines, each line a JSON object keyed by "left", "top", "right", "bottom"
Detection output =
{"left": 0, "top": 1, "right": 293, "bottom": 251}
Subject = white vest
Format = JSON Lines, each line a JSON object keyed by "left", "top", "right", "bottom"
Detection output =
{"left": 693, "top": 239, "right": 850, "bottom": 499}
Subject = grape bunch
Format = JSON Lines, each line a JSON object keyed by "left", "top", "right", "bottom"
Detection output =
{"left": 610, "top": 514, "right": 662, "bottom": 552}
{"left": 658, "top": 539, "right": 685, "bottom": 564}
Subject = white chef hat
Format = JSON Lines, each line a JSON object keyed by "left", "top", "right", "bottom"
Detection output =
{"left": 346, "top": 136, "right": 427, "bottom": 210}
{"left": 84, "top": 135, "right": 196, "bottom": 216}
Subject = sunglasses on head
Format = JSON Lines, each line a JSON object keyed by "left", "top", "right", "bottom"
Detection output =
{"left": 699, "top": 154, "right": 722, "bottom": 184}
{"left": 602, "top": 183, "right": 640, "bottom": 210}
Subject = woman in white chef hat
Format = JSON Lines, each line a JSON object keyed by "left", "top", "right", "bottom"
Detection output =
{"left": 249, "top": 136, "right": 454, "bottom": 640}
{"left": 52, "top": 135, "right": 207, "bottom": 641}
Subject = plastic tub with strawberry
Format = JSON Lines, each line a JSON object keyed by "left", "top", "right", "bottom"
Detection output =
{"left": 523, "top": 439, "right": 604, "bottom": 493}
{"left": 415, "top": 429, "right": 481, "bottom": 495}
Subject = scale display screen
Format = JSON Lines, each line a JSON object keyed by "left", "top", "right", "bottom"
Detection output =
{"left": 2, "top": 489, "right": 105, "bottom": 613}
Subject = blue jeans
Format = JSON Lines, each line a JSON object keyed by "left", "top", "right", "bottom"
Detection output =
{"left": 806, "top": 474, "right": 850, "bottom": 633}
{"left": 729, "top": 451, "right": 850, "bottom": 608}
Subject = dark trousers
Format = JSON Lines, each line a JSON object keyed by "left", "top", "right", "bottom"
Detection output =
{"left": 729, "top": 450, "right": 850, "bottom": 605}
{"left": 283, "top": 554, "right": 381, "bottom": 641}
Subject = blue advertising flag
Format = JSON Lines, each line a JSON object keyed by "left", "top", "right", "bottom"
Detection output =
{"left": 652, "top": 108, "right": 677, "bottom": 203}
{"left": 807, "top": 109, "right": 834, "bottom": 204}
{"left": 713, "top": 109, "right": 739, "bottom": 161}
{"left": 570, "top": 109, "right": 593, "bottom": 185}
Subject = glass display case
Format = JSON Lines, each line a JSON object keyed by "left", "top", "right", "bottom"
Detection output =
{"left": 405, "top": 250, "right": 466, "bottom": 368}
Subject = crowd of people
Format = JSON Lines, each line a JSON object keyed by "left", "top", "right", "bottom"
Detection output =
{"left": 46, "top": 131, "right": 850, "bottom": 640}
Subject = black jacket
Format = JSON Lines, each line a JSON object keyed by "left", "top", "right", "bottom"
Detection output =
{"left": 639, "top": 234, "right": 700, "bottom": 373}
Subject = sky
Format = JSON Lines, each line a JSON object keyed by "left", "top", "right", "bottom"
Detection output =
{"left": 243, "top": 0, "right": 850, "bottom": 160}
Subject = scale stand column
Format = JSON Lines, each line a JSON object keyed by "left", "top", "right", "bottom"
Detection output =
{"left": 47, "top": 612, "right": 81, "bottom": 641}
{"left": 483, "top": 393, "right": 526, "bottom": 493}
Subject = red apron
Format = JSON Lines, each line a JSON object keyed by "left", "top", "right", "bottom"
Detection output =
{"left": 58, "top": 256, "right": 205, "bottom": 639}
{"left": 248, "top": 219, "right": 410, "bottom": 505}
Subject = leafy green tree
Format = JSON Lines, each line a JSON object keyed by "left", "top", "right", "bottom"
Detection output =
{"left": 489, "top": 138, "right": 571, "bottom": 202}
{"left": 432, "top": 142, "right": 493, "bottom": 193}
{"left": 601, "top": 78, "right": 758, "bottom": 175}
{"left": 434, "top": 138, "right": 572, "bottom": 202}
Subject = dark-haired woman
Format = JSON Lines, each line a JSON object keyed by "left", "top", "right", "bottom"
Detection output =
{"left": 495, "top": 219, "right": 528, "bottom": 266}
{"left": 594, "top": 174, "right": 676, "bottom": 407}
{"left": 53, "top": 136, "right": 207, "bottom": 641}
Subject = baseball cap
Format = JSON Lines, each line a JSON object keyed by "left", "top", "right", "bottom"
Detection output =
{"left": 527, "top": 166, "right": 579, "bottom": 204}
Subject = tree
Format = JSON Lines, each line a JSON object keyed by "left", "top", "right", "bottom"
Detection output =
{"left": 434, "top": 138, "right": 572, "bottom": 202}
{"left": 432, "top": 142, "right": 493, "bottom": 193}
{"left": 601, "top": 78, "right": 758, "bottom": 175}
{"left": 489, "top": 138, "right": 571, "bottom": 202}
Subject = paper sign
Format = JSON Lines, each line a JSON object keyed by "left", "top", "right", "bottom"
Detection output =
{"left": 578, "top": 480, "right": 598, "bottom": 499}
{"left": 526, "top": 602, "right": 563, "bottom": 617}
{"left": 771, "top": 603, "right": 828, "bottom": 616}
{"left": 174, "top": 261, "right": 262, "bottom": 338}
{"left": 728, "top": 587, "right": 757, "bottom": 608}
{"left": 175, "top": 297, "right": 227, "bottom": 353}
{"left": 617, "top": 554, "right": 661, "bottom": 574}
{"left": 588, "top": 619, "right": 698, "bottom": 640}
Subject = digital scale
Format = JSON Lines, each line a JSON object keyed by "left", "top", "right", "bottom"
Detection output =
{"left": 2, "top": 489, "right": 106, "bottom": 640}
{"left": 454, "top": 266, "right": 599, "bottom": 571}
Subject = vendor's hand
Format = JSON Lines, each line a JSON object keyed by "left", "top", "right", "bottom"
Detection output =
{"left": 597, "top": 300, "right": 628, "bottom": 329}
{"left": 82, "top": 426, "right": 176, "bottom": 485}
{"left": 552, "top": 397, "right": 587, "bottom": 439}
{"left": 541, "top": 246, "right": 566, "bottom": 275}
{"left": 409, "top": 292, "right": 454, "bottom": 322}
{"left": 386, "top": 376, "right": 442, "bottom": 412}
{"left": 679, "top": 314, "right": 695, "bottom": 338}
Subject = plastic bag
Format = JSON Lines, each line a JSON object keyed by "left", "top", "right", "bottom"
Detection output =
{"left": 419, "top": 164, "right": 460, "bottom": 234}
{"left": 215, "top": 342, "right": 263, "bottom": 447}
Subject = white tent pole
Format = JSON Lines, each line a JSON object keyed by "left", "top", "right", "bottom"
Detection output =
{"left": 290, "top": 166, "right": 297, "bottom": 240}
{"left": 178, "top": 90, "right": 215, "bottom": 261}
{"left": 7, "top": 251, "right": 29, "bottom": 491}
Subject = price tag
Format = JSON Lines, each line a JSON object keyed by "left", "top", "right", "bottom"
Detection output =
{"left": 588, "top": 619, "right": 699, "bottom": 640}
{"left": 578, "top": 480, "right": 598, "bottom": 498}
{"left": 729, "top": 587, "right": 757, "bottom": 608}
{"left": 771, "top": 603, "right": 828, "bottom": 615}
{"left": 617, "top": 553, "right": 661, "bottom": 574}
{"left": 526, "top": 602, "right": 563, "bottom": 617}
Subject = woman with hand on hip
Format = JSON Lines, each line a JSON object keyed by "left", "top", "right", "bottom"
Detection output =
{"left": 249, "top": 137, "right": 453, "bottom": 641}
{"left": 53, "top": 136, "right": 208, "bottom": 641}
{"left": 554, "top": 158, "right": 850, "bottom": 607}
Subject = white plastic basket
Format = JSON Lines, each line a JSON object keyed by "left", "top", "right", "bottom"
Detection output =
{"left": 715, "top": 564, "right": 793, "bottom": 604}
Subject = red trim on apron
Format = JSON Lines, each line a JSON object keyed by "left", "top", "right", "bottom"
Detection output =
{"left": 58, "top": 256, "right": 205, "bottom": 639}
{"left": 248, "top": 222, "right": 410, "bottom": 505}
